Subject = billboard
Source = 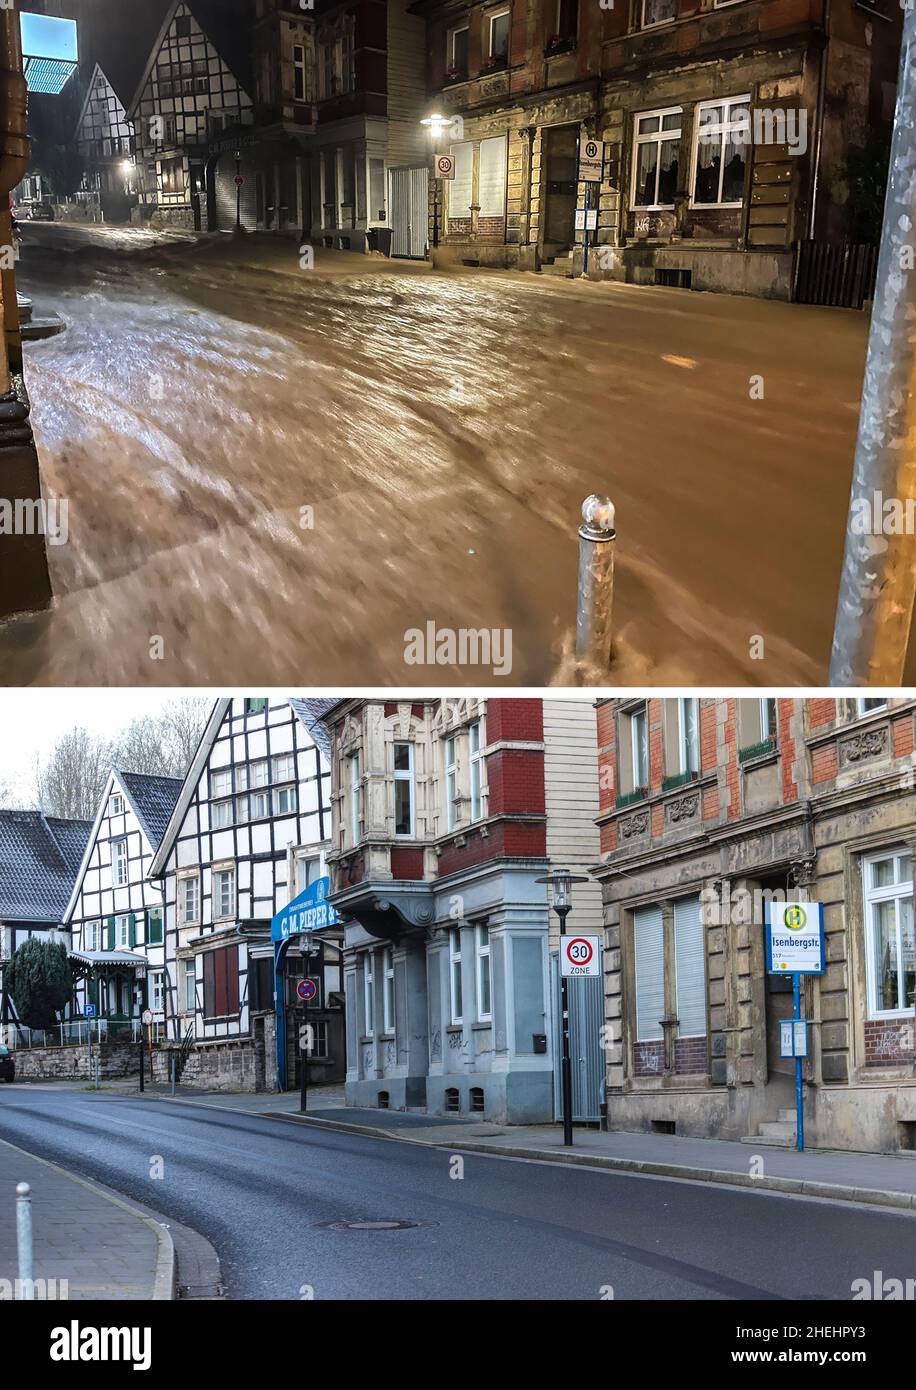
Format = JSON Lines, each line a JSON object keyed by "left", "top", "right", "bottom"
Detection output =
{"left": 20, "top": 13, "right": 79, "bottom": 95}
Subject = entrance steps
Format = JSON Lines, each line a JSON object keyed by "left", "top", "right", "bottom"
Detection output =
{"left": 540, "top": 250, "right": 575, "bottom": 278}
{"left": 741, "top": 1108, "right": 797, "bottom": 1148}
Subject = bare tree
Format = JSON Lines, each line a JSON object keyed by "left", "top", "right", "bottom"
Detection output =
{"left": 33, "top": 699, "right": 212, "bottom": 818}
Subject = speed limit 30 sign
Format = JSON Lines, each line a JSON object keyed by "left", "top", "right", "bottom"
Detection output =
{"left": 560, "top": 934, "right": 601, "bottom": 976}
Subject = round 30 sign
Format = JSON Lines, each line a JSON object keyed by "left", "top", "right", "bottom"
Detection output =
{"left": 560, "top": 934, "right": 601, "bottom": 977}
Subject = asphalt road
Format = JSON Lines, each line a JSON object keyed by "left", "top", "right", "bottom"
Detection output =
{"left": 2, "top": 1087, "right": 916, "bottom": 1300}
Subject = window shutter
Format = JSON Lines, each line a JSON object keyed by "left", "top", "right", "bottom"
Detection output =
{"left": 147, "top": 909, "right": 163, "bottom": 945}
{"left": 449, "top": 142, "right": 472, "bottom": 218}
{"left": 478, "top": 136, "right": 506, "bottom": 216}
{"left": 106, "top": 916, "right": 115, "bottom": 951}
{"left": 674, "top": 896, "right": 706, "bottom": 1037}
{"left": 634, "top": 905, "right": 664, "bottom": 1041}
{"left": 128, "top": 913, "right": 136, "bottom": 948}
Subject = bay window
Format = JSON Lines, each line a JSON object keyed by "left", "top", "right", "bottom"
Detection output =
{"left": 349, "top": 751, "right": 361, "bottom": 846}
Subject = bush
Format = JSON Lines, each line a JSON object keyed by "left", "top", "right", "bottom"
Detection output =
{"left": 5, "top": 938, "right": 72, "bottom": 1030}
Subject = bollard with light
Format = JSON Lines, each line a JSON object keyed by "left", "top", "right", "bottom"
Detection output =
{"left": 536, "top": 866, "right": 590, "bottom": 1147}
{"left": 576, "top": 494, "right": 616, "bottom": 673}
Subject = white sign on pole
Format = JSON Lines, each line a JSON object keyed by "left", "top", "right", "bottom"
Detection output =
{"left": 141, "top": 1008, "right": 153, "bottom": 1025}
{"left": 575, "top": 209, "right": 598, "bottom": 231}
{"left": 560, "top": 934, "right": 601, "bottom": 977}
{"left": 435, "top": 153, "right": 456, "bottom": 180}
{"left": 780, "top": 1018, "right": 809, "bottom": 1058}
{"left": 579, "top": 139, "right": 604, "bottom": 183}
{"left": 766, "top": 903, "right": 825, "bottom": 974}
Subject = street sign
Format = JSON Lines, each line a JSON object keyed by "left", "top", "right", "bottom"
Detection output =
{"left": 780, "top": 1018, "right": 809, "bottom": 1059}
{"left": 299, "top": 1024, "right": 314, "bottom": 1053}
{"left": 83, "top": 1004, "right": 95, "bottom": 1019}
{"left": 235, "top": 175, "right": 245, "bottom": 187}
{"left": 575, "top": 209, "right": 598, "bottom": 231}
{"left": 272, "top": 875, "right": 339, "bottom": 943}
{"left": 435, "top": 153, "right": 456, "bottom": 180}
{"left": 560, "top": 934, "right": 601, "bottom": 977}
{"left": 766, "top": 902, "right": 825, "bottom": 974}
{"left": 578, "top": 139, "right": 604, "bottom": 183}
{"left": 141, "top": 1008, "right": 153, "bottom": 1025}
{"left": 296, "top": 978, "right": 317, "bottom": 1002}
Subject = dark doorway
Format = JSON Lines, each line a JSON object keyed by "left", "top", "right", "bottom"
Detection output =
{"left": 541, "top": 124, "right": 578, "bottom": 254}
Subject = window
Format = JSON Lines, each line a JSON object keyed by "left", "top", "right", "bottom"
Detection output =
{"left": 448, "top": 23, "right": 469, "bottom": 75}
{"left": 383, "top": 948, "right": 394, "bottom": 1034}
{"left": 293, "top": 44, "right": 307, "bottom": 100}
{"left": 692, "top": 96, "right": 750, "bottom": 207}
{"left": 632, "top": 706, "right": 649, "bottom": 790}
{"left": 760, "top": 698, "right": 777, "bottom": 740}
{"left": 147, "top": 908, "right": 163, "bottom": 946}
{"left": 858, "top": 698, "right": 888, "bottom": 717}
{"left": 364, "top": 952, "right": 375, "bottom": 1037}
{"left": 180, "top": 873, "right": 200, "bottom": 926}
{"left": 673, "top": 897, "right": 706, "bottom": 1036}
{"left": 677, "top": 698, "right": 700, "bottom": 776}
{"left": 112, "top": 839, "right": 128, "bottom": 887}
{"left": 642, "top": 0, "right": 677, "bottom": 25}
{"left": 175, "top": 14, "right": 191, "bottom": 37}
{"left": 488, "top": 8, "right": 510, "bottom": 60}
{"left": 393, "top": 742, "right": 415, "bottom": 837}
{"left": 631, "top": 107, "right": 682, "bottom": 209}
{"left": 202, "top": 945, "right": 240, "bottom": 1020}
{"left": 110, "top": 793, "right": 124, "bottom": 816}
{"left": 449, "top": 141, "right": 473, "bottom": 219}
{"left": 212, "top": 798, "right": 233, "bottom": 829}
{"left": 634, "top": 905, "right": 664, "bottom": 1041}
{"left": 738, "top": 698, "right": 777, "bottom": 754}
{"left": 864, "top": 850, "right": 914, "bottom": 1017}
{"left": 183, "top": 962, "right": 196, "bottom": 1013}
{"left": 479, "top": 135, "right": 507, "bottom": 217}
{"left": 85, "top": 921, "right": 100, "bottom": 952}
{"left": 115, "top": 914, "right": 131, "bottom": 949}
{"left": 213, "top": 866, "right": 236, "bottom": 921}
{"left": 273, "top": 784, "right": 296, "bottom": 816}
{"left": 249, "top": 760, "right": 270, "bottom": 788}
{"left": 449, "top": 929, "right": 463, "bottom": 1024}
{"left": 245, "top": 698, "right": 267, "bottom": 714}
{"left": 349, "top": 751, "right": 361, "bottom": 846}
{"left": 445, "top": 735, "right": 458, "bottom": 830}
{"left": 149, "top": 970, "right": 165, "bottom": 1015}
{"left": 211, "top": 769, "right": 232, "bottom": 799}
{"left": 295, "top": 853, "right": 322, "bottom": 894}
{"left": 469, "top": 721, "right": 483, "bottom": 821}
{"left": 160, "top": 156, "right": 183, "bottom": 196}
{"left": 475, "top": 924, "right": 491, "bottom": 1021}
{"left": 273, "top": 753, "right": 295, "bottom": 782}
{"left": 556, "top": 0, "right": 579, "bottom": 40}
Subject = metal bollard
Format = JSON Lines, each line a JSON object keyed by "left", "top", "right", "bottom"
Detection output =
{"left": 575, "top": 494, "right": 616, "bottom": 669}
{"left": 15, "top": 1182, "right": 33, "bottom": 1299}
{"left": 170, "top": 1054, "right": 176, "bottom": 1096}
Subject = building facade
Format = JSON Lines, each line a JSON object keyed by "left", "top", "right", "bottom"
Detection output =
{"left": 413, "top": 0, "right": 901, "bottom": 296}
{"left": 326, "top": 696, "right": 602, "bottom": 1122}
{"left": 150, "top": 697, "right": 342, "bottom": 1091}
{"left": 73, "top": 64, "right": 138, "bottom": 222}
{"left": 63, "top": 770, "right": 182, "bottom": 1030}
{"left": 593, "top": 696, "right": 916, "bottom": 1154}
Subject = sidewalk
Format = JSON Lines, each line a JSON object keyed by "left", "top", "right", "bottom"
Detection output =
{"left": 0, "top": 1137, "right": 174, "bottom": 1299}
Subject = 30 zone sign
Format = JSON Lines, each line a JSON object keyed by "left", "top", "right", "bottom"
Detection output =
{"left": 560, "top": 934, "right": 601, "bottom": 977}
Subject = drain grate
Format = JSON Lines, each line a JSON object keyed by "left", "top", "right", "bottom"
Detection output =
{"left": 318, "top": 1218, "right": 429, "bottom": 1232}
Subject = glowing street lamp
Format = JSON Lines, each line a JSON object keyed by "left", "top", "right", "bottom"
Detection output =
{"left": 420, "top": 113, "right": 452, "bottom": 252}
{"left": 535, "top": 867, "right": 591, "bottom": 1147}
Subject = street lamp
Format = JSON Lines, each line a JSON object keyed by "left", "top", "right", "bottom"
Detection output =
{"left": 420, "top": 112, "right": 451, "bottom": 252}
{"left": 536, "top": 866, "right": 590, "bottom": 1147}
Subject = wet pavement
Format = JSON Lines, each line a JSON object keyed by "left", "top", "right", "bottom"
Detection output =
{"left": 0, "top": 223, "right": 886, "bottom": 686}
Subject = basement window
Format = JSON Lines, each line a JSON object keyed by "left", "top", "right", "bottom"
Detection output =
{"left": 445, "top": 1087, "right": 461, "bottom": 1113}
{"left": 470, "top": 1087, "right": 485, "bottom": 1113}
{"left": 651, "top": 1119, "right": 676, "bottom": 1135}
{"left": 378, "top": 1091, "right": 390, "bottom": 1110}
{"left": 655, "top": 268, "right": 692, "bottom": 289}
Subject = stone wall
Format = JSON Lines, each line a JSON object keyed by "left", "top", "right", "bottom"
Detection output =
{"left": 13, "top": 1040, "right": 139, "bottom": 1081}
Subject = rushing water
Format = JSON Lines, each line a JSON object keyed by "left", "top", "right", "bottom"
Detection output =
{"left": 0, "top": 229, "right": 872, "bottom": 685}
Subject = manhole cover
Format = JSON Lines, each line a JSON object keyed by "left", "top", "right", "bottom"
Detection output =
{"left": 318, "top": 1218, "right": 428, "bottom": 1232}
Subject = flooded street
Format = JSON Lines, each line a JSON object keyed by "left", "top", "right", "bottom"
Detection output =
{"left": 0, "top": 224, "right": 878, "bottom": 685}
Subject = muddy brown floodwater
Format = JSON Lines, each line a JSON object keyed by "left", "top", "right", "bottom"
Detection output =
{"left": 0, "top": 227, "right": 885, "bottom": 686}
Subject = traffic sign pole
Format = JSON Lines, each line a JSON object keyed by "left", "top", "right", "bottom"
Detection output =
{"left": 557, "top": 905, "right": 573, "bottom": 1147}
{"left": 793, "top": 973, "right": 804, "bottom": 1153}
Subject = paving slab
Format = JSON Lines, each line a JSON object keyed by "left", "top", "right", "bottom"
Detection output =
{"left": 0, "top": 1137, "right": 174, "bottom": 1300}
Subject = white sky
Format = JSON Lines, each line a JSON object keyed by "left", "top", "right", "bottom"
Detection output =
{"left": 1, "top": 690, "right": 182, "bottom": 802}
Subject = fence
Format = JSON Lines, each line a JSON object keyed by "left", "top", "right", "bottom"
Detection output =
{"left": 793, "top": 240, "right": 879, "bottom": 309}
{"left": 4, "top": 1019, "right": 147, "bottom": 1049}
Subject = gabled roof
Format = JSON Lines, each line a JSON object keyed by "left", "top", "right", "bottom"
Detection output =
{"left": 149, "top": 698, "right": 339, "bottom": 878}
{"left": 62, "top": 769, "right": 183, "bottom": 927}
{"left": 127, "top": 0, "right": 253, "bottom": 119}
{"left": 118, "top": 772, "right": 183, "bottom": 851}
{"left": 73, "top": 62, "right": 131, "bottom": 144}
{"left": 0, "top": 812, "right": 92, "bottom": 925}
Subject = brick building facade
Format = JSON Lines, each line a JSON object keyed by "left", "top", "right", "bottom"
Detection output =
{"left": 412, "top": 0, "right": 901, "bottom": 296}
{"left": 325, "top": 696, "right": 602, "bottom": 1121}
{"left": 593, "top": 697, "right": 916, "bottom": 1154}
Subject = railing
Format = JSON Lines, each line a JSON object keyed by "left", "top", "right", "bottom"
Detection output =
{"left": 794, "top": 240, "right": 878, "bottom": 310}
{"left": 2, "top": 1019, "right": 146, "bottom": 1049}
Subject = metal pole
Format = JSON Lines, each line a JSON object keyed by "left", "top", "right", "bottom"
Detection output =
{"left": 794, "top": 973, "right": 804, "bottom": 1153}
{"left": 235, "top": 152, "right": 241, "bottom": 232}
{"left": 300, "top": 1024, "right": 309, "bottom": 1115}
{"left": 829, "top": 5, "right": 916, "bottom": 685}
{"left": 170, "top": 1054, "right": 176, "bottom": 1096}
{"left": 576, "top": 494, "right": 616, "bottom": 668}
{"left": 15, "top": 1182, "right": 32, "bottom": 1299}
{"left": 139, "top": 1027, "right": 144, "bottom": 1092}
{"left": 557, "top": 905, "right": 573, "bottom": 1147}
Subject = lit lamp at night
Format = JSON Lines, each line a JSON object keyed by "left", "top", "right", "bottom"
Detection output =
{"left": 535, "top": 866, "right": 590, "bottom": 1147}
{"left": 420, "top": 112, "right": 451, "bottom": 252}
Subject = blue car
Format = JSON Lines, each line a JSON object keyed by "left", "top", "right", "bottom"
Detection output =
{"left": 0, "top": 1045, "right": 15, "bottom": 1082}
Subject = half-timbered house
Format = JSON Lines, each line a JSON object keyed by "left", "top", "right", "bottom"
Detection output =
{"left": 128, "top": 0, "right": 254, "bottom": 230}
{"left": 0, "top": 810, "right": 91, "bottom": 1042}
{"left": 149, "top": 697, "right": 343, "bottom": 1091}
{"left": 73, "top": 63, "right": 138, "bottom": 223}
{"left": 63, "top": 770, "right": 183, "bottom": 1034}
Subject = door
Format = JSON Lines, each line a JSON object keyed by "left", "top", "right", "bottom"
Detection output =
{"left": 390, "top": 166, "right": 429, "bottom": 259}
{"left": 542, "top": 124, "right": 578, "bottom": 250}
{"left": 550, "top": 953, "right": 605, "bottom": 1123}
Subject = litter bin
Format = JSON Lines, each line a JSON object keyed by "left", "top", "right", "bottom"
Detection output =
{"left": 368, "top": 226, "right": 393, "bottom": 257}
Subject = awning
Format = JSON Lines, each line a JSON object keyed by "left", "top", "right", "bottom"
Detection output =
{"left": 67, "top": 949, "right": 146, "bottom": 969}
